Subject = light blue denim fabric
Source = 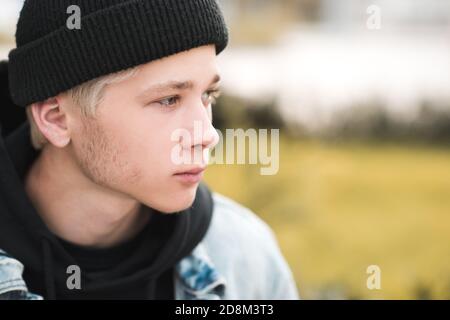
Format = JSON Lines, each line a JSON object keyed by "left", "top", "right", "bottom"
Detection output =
{"left": 0, "top": 251, "right": 43, "bottom": 300}
{"left": 0, "top": 193, "right": 299, "bottom": 300}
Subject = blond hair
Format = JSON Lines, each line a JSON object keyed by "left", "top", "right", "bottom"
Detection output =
{"left": 26, "top": 66, "right": 140, "bottom": 150}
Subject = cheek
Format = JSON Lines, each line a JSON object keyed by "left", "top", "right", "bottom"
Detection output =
{"left": 99, "top": 104, "right": 183, "bottom": 184}
{"left": 90, "top": 115, "right": 198, "bottom": 211}
{"left": 116, "top": 122, "right": 176, "bottom": 178}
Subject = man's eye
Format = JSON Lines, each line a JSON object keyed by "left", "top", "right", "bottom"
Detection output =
{"left": 202, "top": 89, "right": 222, "bottom": 105}
{"left": 157, "top": 96, "right": 180, "bottom": 107}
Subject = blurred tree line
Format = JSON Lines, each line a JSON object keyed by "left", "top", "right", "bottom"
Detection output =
{"left": 213, "top": 94, "right": 450, "bottom": 146}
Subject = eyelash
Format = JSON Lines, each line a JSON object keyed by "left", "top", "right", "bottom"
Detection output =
{"left": 155, "top": 89, "right": 222, "bottom": 108}
{"left": 204, "top": 89, "right": 222, "bottom": 105}
{"left": 157, "top": 96, "right": 181, "bottom": 108}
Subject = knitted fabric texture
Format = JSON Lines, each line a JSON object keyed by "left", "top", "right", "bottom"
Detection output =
{"left": 8, "top": 0, "right": 229, "bottom": 107}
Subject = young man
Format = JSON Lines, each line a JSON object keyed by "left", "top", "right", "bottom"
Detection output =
{"left": 0, "top": 0, "right": 299, "bottom": 300}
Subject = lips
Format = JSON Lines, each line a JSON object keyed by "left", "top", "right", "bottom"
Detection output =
{"left": 173, "top": 166, "right": 206, "bottom": 185}
{"left": 174, "top": 167, "right": 206, "bottom": 175}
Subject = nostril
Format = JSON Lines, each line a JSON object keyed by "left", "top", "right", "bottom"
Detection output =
{"left": 202, "top": 127, "right": 219, "bottom": 149}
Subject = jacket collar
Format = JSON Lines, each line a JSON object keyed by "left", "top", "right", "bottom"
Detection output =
{"left": 175, "top": 242, "right": 227, "bottom": 299}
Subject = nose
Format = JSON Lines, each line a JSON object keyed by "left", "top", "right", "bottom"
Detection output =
{"left": 200, "top": 107, "right": 220, "bottom": 149}
{"left": 181, "top": 101, "right": 220, "bottom": 153}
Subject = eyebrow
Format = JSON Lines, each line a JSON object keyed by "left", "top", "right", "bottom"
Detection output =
{"left": 137, "top": 74, "right": 221, "bottom": 101}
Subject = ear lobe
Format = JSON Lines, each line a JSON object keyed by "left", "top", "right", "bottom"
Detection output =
{"left": 31, "top": 97, "right": 71, "bottom": 148}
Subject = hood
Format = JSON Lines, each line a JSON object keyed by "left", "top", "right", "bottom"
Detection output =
{"left": 0, "top": 60, "right": 214, "bottom": 299}
{"left": 0, "top": 60, "right": 26, "bottom": 137}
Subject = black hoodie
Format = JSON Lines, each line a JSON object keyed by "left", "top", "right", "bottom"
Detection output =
{"left": 0, "top": 60, "right": 214, "bottom": 300}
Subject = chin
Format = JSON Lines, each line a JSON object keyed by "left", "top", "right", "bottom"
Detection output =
{"left": 147, "top": 185, "right": 198, "bottom": 214}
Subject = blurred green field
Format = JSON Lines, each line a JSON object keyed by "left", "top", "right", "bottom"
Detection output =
{"left": 204, "top": 136, "right": 450, "bottom": 299}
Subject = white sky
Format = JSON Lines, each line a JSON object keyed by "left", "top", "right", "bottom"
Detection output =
{"left": 0, "top": 0, "right": 23, "bottom": 36}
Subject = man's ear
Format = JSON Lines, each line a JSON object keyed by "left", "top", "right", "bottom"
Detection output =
{"left": 30, "top": 97, "right": 71, "bottom": 148}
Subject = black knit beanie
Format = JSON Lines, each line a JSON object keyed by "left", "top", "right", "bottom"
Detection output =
{"left": 7, "top": 0, "right": 229, "bottom": 107}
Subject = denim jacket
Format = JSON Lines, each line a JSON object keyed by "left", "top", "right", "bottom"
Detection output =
{"left": 0, "top": 193, "right": 300, "bottom": 300}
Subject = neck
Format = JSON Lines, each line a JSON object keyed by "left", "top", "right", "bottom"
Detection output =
{"left": 25, "top": 145, "right": 149, "bottom": 249}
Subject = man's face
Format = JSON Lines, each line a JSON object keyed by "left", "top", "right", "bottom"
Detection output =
{"left": 64, "top": 45, "right": 221, "bottom": 213}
